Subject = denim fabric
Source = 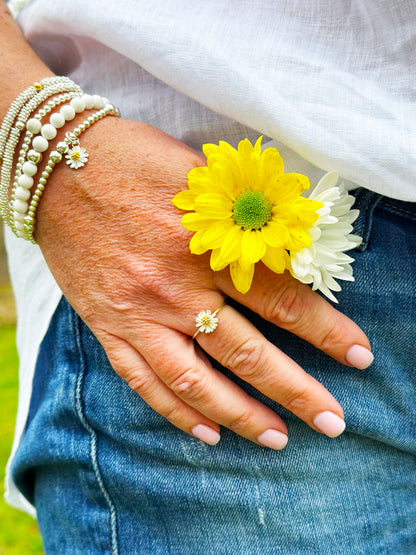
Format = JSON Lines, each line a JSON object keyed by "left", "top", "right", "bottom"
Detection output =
{"left": 12, "top": 190, "right": 416, "bottom": 554}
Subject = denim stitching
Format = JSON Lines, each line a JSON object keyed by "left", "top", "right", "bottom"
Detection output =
{"left": 71, "top": 307, "right": 119, "bottom": 555}
{"left": 378, "top": 201, "right": 416, "bottom": 222}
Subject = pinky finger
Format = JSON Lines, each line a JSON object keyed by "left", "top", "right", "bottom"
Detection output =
{"left": 102, "top": 334, "right": 222, "bottom": 446}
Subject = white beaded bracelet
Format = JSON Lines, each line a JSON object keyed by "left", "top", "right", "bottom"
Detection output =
{"left": 10, "top": 94, "right": 109, "bottom": 233}
{"left": 0, "top": 77, "right": 83, "bottom": 218}
{"left": 20, "top": 103, "right": 120, "bottom": 242}
{"left": 9, "top": 91, "right": 84, "bottom": 228}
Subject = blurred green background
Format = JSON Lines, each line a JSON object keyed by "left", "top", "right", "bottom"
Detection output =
{"left": 0, "top": 225, "right": 43, "bottom": 553}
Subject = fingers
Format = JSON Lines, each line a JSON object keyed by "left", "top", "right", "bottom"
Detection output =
{"left": 194, "top": 305, "right": 347, "bottom": 437}
{"left": 135, "top": 328, "right": 289, "bottom": 449}
{"left": 214, "top": 265, "right": 373, "bottom": 369}
{"left": 100, "top": 334, "right": 221, "bottom": 445}
{"left": 102, "top": 332, "right": 288, "bottom": 449}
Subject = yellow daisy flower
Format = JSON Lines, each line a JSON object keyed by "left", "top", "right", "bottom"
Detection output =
{"left": 173, "top": 137, "right": 323, "bottom": 294}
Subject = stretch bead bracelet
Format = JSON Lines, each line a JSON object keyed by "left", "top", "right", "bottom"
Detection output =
{"left": 0, "top": 82, "right": 83, "bottom": 211}
{"left": 0, "top": 77, "right": 83, "bottom": 218}
{"left": 10, "top": 94, "right": 109, "bottom": 234}
{"left": 21, "top": 103, "right": 120, "bottom": 243}
{"left": 9, "top": 91, "right": 84, "bottom": 228}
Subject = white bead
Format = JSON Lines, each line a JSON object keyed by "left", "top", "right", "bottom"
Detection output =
{"left": 92, "top": 95, "right": 104, "bottom": 109}
{"left": 22, "top": 161, "right": 38, "bottom": 176}
{"left": 17, "top": 174, "right": 34, "bottom": 189}
{"left": 26, "top": 118, "right": 42, "bottom": 134}
{"left": 60, "top": 105, "right": 76, "bottom": 121}
{"left": 16, "top": 230, "right": 26, "bottom": 238}
{"left": 14, "top": 221, "right": 24, "bottom": 231}
{"left": 13, "top": 211, "right": 25, "bottom": 222}
{"left": 50, "top": 112, "right": 65, "bottom": 129}
{"left": 70, "top": 97, "right": 86, "bottom": 113}
{"left": 15, "top": 187, "right": 31, "bottom": 201}
{"left": 13, "top": 199, "right": 28, "bottom": 214}
{"left": 22, "top": 162, "right": 38, "bottom": 177}
{"left": 83, "top": 94, "right": 94, "bottom": 109}
{"left": 41, "top": 123, "right": 57, "bottom": 140}
{"left": 33, "top": 136, "right": 49, "bottom": 153}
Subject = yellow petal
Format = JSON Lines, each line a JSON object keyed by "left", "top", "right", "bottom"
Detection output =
{"left": 230, "top": 259, "right": 255, "bottom": 294}
{"left": 194, "top": 193, "right": 233, "bottom": 218}
{"left": 237, "top": 138, "right": 254, "bottom": 159}
{"left": 260, "top": 147, "right": 284, "bottom": 190}
{"left": 261, "top": 246, "right": 287, "bottom": 274}
{"left": 181, "top": 213, "right": 218, "bottom": 231}
{"left": 202, "top": 143, "right": 220, "bottom": 158}
{"left": 172, "top": 190, "right": 197, "bottom": 210}
{"left": 199, "top": 219, "right": 236, "bottom": 250}
{"left": 241, "top": 229, "right": 267, "bottom": 264}
{"left": 210, "top": 248, "right": 230, "bottom": 271}
{"left": 218, "top": 225, "right": 243, "bottom": 266}
{"left": 268, "top": 173, "right": 310, "bottom": 204}
{"left": 261, "top": 220, "right": 290, "bottom": 247}
{"left": 189, "top": 231, "right": 209, "bottom": 255}
{"left": 287, "top": 226, "right": 312, "bottom": 252}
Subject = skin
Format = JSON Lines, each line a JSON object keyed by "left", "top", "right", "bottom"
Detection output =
{"left": 1, "top": 2, "right": 372, "bottom": 447}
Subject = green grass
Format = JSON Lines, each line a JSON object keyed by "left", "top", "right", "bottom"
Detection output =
{"left": 0, "top": 325, "right": 43, "bottom": 554}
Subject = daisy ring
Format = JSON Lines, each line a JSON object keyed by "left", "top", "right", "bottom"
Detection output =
{"left": 193, "top": 305, "right": 224, "bottom": 339}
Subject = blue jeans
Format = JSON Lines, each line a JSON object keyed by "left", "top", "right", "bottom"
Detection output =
{"left": 12, "top": 190, "right": 416, "bottom": 554}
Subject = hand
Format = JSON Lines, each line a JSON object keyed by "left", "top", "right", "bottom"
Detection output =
{"left": 36, "top": 117, "right": 372, "bottom": 449}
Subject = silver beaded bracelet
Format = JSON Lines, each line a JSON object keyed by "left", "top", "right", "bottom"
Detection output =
{"left": 0, "top": 77, "right": 83, "bottom": 219}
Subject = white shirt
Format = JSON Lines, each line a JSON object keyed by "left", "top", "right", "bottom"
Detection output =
{"left": 5, "top": 0, "right": 416, "bottom": 514}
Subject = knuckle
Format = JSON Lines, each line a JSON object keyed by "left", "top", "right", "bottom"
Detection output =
{"left": 315, "top": 319, "right": 344, "bottom": 352}
{"left": 225, "top": 409, "right": 255, "bottom": 435}
{"left": 264, "top": 282, "right": 305, "bottom": 326}
{"left": 168, "top": 367, "right": 209, "bottom": 403}
{"left": 223, "top": 339, "right": 265, "bottom": 379}
{"left": 126, "top": 372, "right": 155, "bottom": 397}
{"left": 281, "top": 380, "right": 314, "bottom": 414}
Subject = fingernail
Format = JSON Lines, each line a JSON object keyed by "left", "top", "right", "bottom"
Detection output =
{"left": 313, "top": 411, "right": 346, "bottom": 437}
{"left": 346, "top": 344, "right": 374, "bottom": 369}
{"left": 257, "top": 429, "right": 288, "bottom": 450}
{"left": 192, "top": 424, "right": 220, "bottom": 445}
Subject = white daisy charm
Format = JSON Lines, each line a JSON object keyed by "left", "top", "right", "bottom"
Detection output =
{"left": 65, "top": 145, "right": 89, "bottom": 169}
{"left": 193, "top": 308, "right": 221, "bottom": 338}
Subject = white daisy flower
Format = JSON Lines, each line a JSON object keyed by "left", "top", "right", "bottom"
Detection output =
{"left": 195, "top": 309, "right": 219, "bottom": 334}
{"left": 65, "top": 146, "right": 89, "bottom": 169}
{"left": 290, "top": 171, "right": 362, "bottom": 303}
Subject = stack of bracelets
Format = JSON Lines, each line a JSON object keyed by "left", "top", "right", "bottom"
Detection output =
{"left": 0, "top": 76, "right": 120, "bottom": 243}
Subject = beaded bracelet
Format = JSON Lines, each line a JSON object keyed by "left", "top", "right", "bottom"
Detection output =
{"left": 9, "top": 93, "right": 107, "bottom": 232}
{"left": 0, "top": 77, "right": 83, "bottom": 218}
{"left": 21, "top": 103, "right": 120, "bottom": 242}
{"left": 9, "top": 91, "right": 84, "bottom": 228}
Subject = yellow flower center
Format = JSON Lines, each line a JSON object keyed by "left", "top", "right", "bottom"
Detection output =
{"left": 232, "top": 189, "right": 273, "bottom": 230}
{"left": 71, "top": 151, "right": 81, "bottom": 161}
{"left": 201, "top": 315, "right": 212, "bottom": 325}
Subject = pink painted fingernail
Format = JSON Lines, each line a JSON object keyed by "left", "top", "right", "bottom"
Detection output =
{"left": 192, "top": 424, "right": 220, "bottom": 445}
{"left": 257, "top": 429, "right": 288, "bottom": 450}
{"left": 346, "top": 344, "right": 374, "bottom": 369}
{"left": 313, "top": 411, "right": 346, "bottom": 437}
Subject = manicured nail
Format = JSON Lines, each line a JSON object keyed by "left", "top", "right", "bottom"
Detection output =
{"left": 313, "top": 411, "right": 346, "bottom": 437}
{"left": 346, "top": 344, "right": 374, "bottom": 369}
{"left": 192, "top": 424, "right": 220, "bottom": 445}
{"left": 257, "top": 429, "right": 288, "bottom": 450}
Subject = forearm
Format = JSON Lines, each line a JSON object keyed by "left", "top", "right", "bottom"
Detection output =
{"left": 0, "top": 1, "right": 54, "bottom": 119}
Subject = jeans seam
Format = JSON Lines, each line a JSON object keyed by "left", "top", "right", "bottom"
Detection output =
{"left": 378, "top": 200, "right": 416, "bottom": 221}
{"left": 71, "top": 307, "right": 119, "bottom": 555}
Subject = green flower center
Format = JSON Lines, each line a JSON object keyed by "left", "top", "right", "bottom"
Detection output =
{"left": 232, "top": 189, "right": 273, "bottom": 230}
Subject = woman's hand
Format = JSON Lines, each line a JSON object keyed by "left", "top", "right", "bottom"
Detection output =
{"left": 36, "top": 117, "right": 372, "bottom": 449}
